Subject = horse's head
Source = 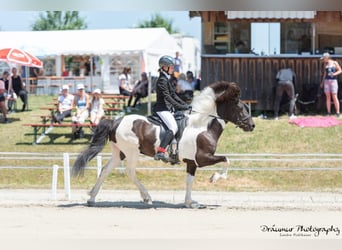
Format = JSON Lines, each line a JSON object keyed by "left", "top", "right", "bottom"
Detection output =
{"left": 211, "top": 81, "right": 255, "bottom": 131}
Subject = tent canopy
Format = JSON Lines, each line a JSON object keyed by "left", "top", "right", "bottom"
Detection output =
{"left": 0, "top": 27, "right": 181, "bottom": 57}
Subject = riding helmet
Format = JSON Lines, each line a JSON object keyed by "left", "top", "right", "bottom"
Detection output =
{"left": 159, "top": 55, "right": 174, "bottom": 68}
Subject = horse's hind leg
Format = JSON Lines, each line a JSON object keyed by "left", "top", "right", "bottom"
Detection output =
{"left": 125, "top": 149, "right": 152, "bottom": 204}
{"left": 87, "top": 144, "right": 121, "bottom": 206}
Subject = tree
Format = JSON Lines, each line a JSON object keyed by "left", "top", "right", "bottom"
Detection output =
{"left": 31, "top": 11, "right": 87, "bottom": 31}
{"left": 136, "top": 13, "right": 179, "bottom": 34}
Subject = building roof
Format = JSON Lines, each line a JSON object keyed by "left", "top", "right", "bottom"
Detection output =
{"left": 225, "top": 11, "right": 317, "bottom": 20}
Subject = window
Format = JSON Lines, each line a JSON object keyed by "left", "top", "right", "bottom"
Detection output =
{"left": 251, "top": 23, "right": 280, "bottom": 55}
{"left": 281, "top": 23, "right": 312, "bottom": 54}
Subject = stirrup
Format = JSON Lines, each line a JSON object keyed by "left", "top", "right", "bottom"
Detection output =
{"left": 155, "top": 152, "right": 172, "bottom": 163}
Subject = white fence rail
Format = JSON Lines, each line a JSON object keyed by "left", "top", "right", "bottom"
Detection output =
{"left": 1, "top": 152, "right": 342, "bottom": 200}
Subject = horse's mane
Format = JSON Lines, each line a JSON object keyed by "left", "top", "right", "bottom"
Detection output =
{"left": 209, "top": 81, "right": 240, "bottom": 103}
{"left": 191, "top": 86, "right": 216, "bottom": 115}
{"left": 189, "top": 81, "right": 240, "bottom": 127}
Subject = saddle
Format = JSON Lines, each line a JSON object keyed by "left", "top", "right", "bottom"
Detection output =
{"left": 147, "top": 111, "right": 188, "bottom": 164}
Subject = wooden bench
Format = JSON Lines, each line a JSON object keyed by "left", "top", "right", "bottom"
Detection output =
{"left": 32, "top": 114, "right": 52, "bottom": 124}
{"left": 103, "top": 107, "right": 124, "bottom": 117}
{"left": 23, "top": 123, "right": 97, "bottom": 144}
{"left": 241, "top": 100, "right": 258, "bottom": 116}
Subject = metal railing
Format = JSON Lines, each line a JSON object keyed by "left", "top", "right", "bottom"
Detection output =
{"left": 1, "top": 152, "right": 341, "bottom": 200}
{"left": 1, "top": 152, "right": 342, "bottom": 171}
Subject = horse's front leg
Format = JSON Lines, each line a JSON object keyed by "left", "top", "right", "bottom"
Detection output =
{"left": 184, "top": 161, "right": 202, "bottom": 208}
{"left": 210, "top": 158, "right": 230, "bottom": 183}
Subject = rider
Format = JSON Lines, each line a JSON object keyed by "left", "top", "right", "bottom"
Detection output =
{"left": 153, "top": 55, "right": 191, "bottom": 162}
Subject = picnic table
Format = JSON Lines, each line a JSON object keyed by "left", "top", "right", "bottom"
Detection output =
{"left": 102, "top": 94, "right": 129, "bottom": 116}
{"left": 23, "top": 122, "right": 97, "bottom": 144}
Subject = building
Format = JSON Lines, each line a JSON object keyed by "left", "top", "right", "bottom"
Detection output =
{"left": 190, "top": 11, "right": 342, "bottom": 112}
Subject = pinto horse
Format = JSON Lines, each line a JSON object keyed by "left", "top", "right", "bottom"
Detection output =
{"left": 72, "top": 81, "right": 255, "bottom": 208}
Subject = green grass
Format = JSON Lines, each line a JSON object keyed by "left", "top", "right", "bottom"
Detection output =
{"left": 1, "top": 94, "right": 342, "bottom": 192}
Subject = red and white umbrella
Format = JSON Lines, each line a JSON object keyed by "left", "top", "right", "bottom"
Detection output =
{"left": 0, "top": 48, "right": 43, "bottom": 68}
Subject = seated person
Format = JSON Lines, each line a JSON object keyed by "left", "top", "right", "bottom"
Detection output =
{"left": 127, "top": 72, "right": 149, "bottom": 110}
{"left": 176, "top": 73, "right": 194, "bottom": 103}
{"left": 72, "top": 83, "right": 90, "bottom": 137}
{"left": 273, "top": 68, "right": 296, "bottom": 119}
{"left": 0, "top": 79, "right": 8, "bottom": 123}
{"left": 72, "top": 83, "right": 90, "bottom": 124}
{"left": 1, "top": 71, "right": 14, "bottom": 113}
{"left": 10, "top": 67, "right": 28, "bottom": 112}
{"left": 90, "top": 88, "right": 105, "bottom": 125}
{"left": 52, "top": 85, "right": 74, "bottom": 124}
{"left": 119, "top": 67, "right": 133, "bottom": 96}
{"left": 186, "top": 71, "right": 198, "bottom": 92}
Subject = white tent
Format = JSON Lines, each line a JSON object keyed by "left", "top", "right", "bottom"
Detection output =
{"left": 0, "top": 28, "right": 181, "bottom": 93}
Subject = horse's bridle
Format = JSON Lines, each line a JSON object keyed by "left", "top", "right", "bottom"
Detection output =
{"left": 191, "top": 107, "right": 251, "bottom": 129}
{"left": 191, "top": 109, "right": 229, "bottom": 123}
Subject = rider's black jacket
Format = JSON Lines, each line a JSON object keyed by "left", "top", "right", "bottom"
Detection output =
{"left": 153, "top": 71, "right": 188, "bottom": 113}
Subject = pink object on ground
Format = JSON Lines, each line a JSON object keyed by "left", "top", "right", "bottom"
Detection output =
{"left": 289, "top": 116, "right": 342, "bottom": 128}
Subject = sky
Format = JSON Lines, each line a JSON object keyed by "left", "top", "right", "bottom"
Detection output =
{"left": 0, "top": 11, "right": 202, "bottom": 41}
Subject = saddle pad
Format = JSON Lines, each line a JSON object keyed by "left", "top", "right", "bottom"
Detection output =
{"left": 289, "top": 116, "right": 342, "bottom": 128}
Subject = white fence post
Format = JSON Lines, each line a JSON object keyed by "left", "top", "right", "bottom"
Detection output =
{"left": 63, "top": 153, "right": 71, "bottom": 200}
{"left": 51, "top": 164, "right": 59, "bottom": 200}
{"left": 96, "top": 155, "right": 102, "bottom": 177}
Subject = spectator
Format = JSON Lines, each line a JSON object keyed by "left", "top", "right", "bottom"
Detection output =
{"left": 186, "top": 71, "right": 197, "bottom": 90}
{"left": 273, "top": 68, "right": 296, "bottom": 120}
{"left": 29, "top": 67, "right": 41, "bottom": 78}
{"left": 52, "top": 84, "right": 74, "bottom": 124}
{"left": 10, "top": 67, "right": 28, "bottom": 112}
{"left": 72, "top": 83, "right": 90, "bottom": 138}
{"left": 235, "top": 40, "right": 247, "bottom": 53}
{"left": 118, "top": 67, "right": 133, "bottom": 96}
{"left": 127, "top": 72, "right": 149, "bottom": 110}
{"left": 0, "top": 79, "right": 8, "bottom": 123}
{"left": 320, "top": 52, "right": 342, "bottom": 117}
{"left": 174, "top": 51, "right": 182, "bottom": 73}
{"left": 84, "top": 56, "right": 96, "bottom": 76}
{"left": 90, "top": 88, "right": 105, "bottom": 125}
{"left": 194, "top": 73, "right": 201, "bottom": 91}
{"left": 176, "top": 73, "right": 193, "bottom": 103}
{"left": 1, "top": 71, "right": 14, "bottom": 113}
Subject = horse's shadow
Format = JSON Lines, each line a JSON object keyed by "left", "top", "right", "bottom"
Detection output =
{"left": 58, "top": 200, "right": 220, "bottom": 210}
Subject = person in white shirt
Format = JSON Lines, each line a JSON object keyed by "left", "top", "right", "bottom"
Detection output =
{"left": 52, "top": 84, "right": 74, "bottom": 124}
{"left": 90, "top": 88, "right": 105, "bottom": 125}
{"left": 118, "top": 67, "right": 133, "bottom": 96}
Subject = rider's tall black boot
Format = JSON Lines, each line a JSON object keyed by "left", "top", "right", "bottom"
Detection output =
{"left": 154, "top": 130, "right": 174, "bottom": 162}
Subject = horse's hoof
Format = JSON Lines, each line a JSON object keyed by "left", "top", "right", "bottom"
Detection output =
{"left": 210, "top": 172, "right": 220, "bottom": 183}
{"left": 210, "top": 172, "right": 227, "bottom": 183}
{"left": 185, "top": 201, "right": 206, "bottom": 209}
{"left": 87, "top": 200, "right": 96, "bottom": 207}
{"left": 143, "top": 198, "right": 153, "bottom": 205}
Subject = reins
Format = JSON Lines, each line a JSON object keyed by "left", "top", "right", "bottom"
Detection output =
{"left": 190, "top": 109, "right": 251, "bottom": 128}
{"left": 190, "top": 109, "right": 228, "bottom": 123}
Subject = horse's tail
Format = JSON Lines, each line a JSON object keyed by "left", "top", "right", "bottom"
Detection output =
{"left": 72, "top": 118, "right": 120, "bottom": 178}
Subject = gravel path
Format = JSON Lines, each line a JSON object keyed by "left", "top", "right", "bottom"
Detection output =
{"left": 1, "top": 189, "right": 341, "bottom": 249}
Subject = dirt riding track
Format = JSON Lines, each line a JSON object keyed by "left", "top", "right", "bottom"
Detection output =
{"left": 1, "top": 189, "right": 342, "bottom": 250}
